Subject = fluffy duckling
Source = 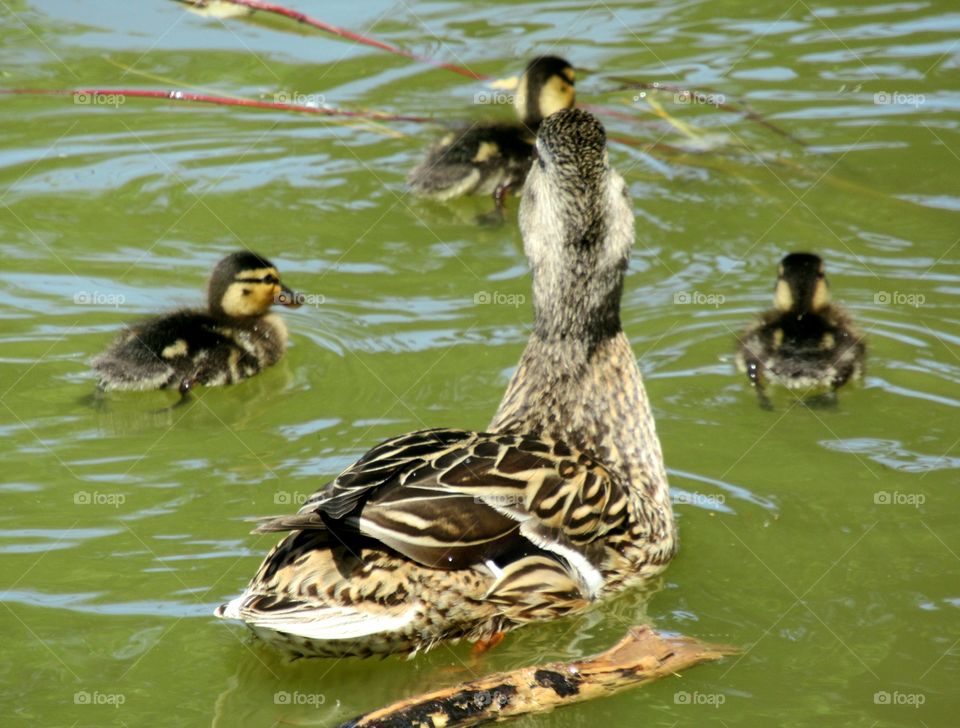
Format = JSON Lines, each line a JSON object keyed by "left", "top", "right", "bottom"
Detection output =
{"left": 407, "top": 56, "right": 575, "bottom": 206}
{"left": 92, "top": 251, "right": 300, "bottom": 394}
{"left": 736, "top": 253, "right": 865, "bottom": 401}
{"left": 217, "top": 109, "right": 676, "bottom": 658}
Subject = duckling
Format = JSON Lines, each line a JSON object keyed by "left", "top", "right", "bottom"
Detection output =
{"left": 735, "top": 252, "right": 865, "bottom": 404}
{"left": 216, "top": 109, "right": 676, "bottom": 658}
{"left": 407, "top": 55, "right": 575, "bottom": 209}
{"left": 92, "top": 251, "right": 300, "bottom": 394}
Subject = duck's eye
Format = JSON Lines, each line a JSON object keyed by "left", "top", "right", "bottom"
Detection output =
{"left": 264, "top": 274, "right": 279, "bottom": 285}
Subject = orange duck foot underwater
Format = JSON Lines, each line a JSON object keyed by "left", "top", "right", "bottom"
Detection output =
{"left": 216, "top": 110, "right": 677, "bottom": 659}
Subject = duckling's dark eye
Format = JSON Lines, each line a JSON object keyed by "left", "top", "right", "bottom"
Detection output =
{"left": 264, "top": 274, "right": 279, "bottom": 285}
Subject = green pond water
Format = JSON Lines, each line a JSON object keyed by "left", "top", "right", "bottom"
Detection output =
{"left": 1, "top": 1, "right": 958, "bottom": 726}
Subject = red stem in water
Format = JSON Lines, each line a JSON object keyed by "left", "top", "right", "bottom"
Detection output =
{"left": 213, "top": 0, "right": 489, "bottom": 80}
{"left": 0, "top": 87, "right": 435, "bottom": 122}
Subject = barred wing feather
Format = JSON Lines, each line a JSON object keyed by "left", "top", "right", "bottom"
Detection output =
{"left": 255, "top": 428, "right": 630, "bottom": 573}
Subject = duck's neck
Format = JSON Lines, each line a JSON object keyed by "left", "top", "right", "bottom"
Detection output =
{"left": 489, "top": 321, "right": 673, "bottom": 535}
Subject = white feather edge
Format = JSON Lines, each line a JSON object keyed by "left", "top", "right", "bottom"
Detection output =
{"left": 218, "top": 595, "right": 420, "bottom": 641}
{"left": 499, "top": 509, "right": 605, "bottom": 599}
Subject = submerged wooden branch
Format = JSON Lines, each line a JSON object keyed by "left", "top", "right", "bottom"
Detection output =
{"left": 338, "top": 626, "right": 735, "bottom": 728}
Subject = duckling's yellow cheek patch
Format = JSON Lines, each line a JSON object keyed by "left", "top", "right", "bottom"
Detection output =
{"left": 772, "top": 329, "right": 784, "bottom": 350}
{"left": 820, "top": 333, "right": 836, "bottom": 351}
{"left": 812, "top": 280, "right": 831, "bottom": 311}
{"left": 221, "top": 275, "right": 282, "bottom": 317}
{"left": 539, "top": 76, "right": 575, "bottom": 118}
{"left": 162, "top": 339, "right": 189, "bottom": 359}
{"left": 221, "top": 283, "right": 261, "bottom": 317}
{"left": 774, "top": 280, "right": 793, "bottom": 311}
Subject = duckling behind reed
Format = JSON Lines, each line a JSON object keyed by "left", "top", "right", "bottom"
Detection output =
{"left": 407, "top": 56, "right": 576, "bottom": 207}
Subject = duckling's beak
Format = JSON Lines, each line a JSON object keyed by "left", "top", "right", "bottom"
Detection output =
{"left": 275, "top": 284, "right": 302, "bottom": 308}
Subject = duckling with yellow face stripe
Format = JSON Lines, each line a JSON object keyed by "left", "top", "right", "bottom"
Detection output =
{"left": 92, "top": 251, "right": 300, "bottom": 394}
{"left": 408, "top": 56, "right": 575, "bottom": 206}
{"left": 736, "top": 253, "right": 865, "bottom": 403}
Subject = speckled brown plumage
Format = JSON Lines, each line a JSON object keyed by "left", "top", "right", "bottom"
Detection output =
{"left": 217, "top": 110, "right": 677, "bottom": 658}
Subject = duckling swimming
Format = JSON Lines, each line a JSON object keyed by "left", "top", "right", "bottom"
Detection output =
{"left": 407, "top": 55, "right": 575, "bottom": 208}
{"left": 735, "top": 253, "right": 865, "bottom": 404}
{"left": 217, "top": 109, "right": 676, "bottom": 658}
{"left": 92, "top": 251, "right": 300, "bottom": 394}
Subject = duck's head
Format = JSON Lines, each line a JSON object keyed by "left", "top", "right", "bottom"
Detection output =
{"left": 520, "top": 108, "right": 633, "bottom": 344}
{"left": 514, "top": 56, "right": 576, "bottom": 129}
{"left": 208, "top": 251, "right": 301, "bottom": 318}
{"left": 773, "top": 252, "right": 830, "bottom": 316}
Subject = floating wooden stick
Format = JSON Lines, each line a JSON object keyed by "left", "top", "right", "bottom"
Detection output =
{"left": 338, "top": 626, "right": 735, "bottom": 728}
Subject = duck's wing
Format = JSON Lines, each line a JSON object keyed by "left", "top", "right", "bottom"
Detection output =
{"left": 255, "top": 428, "right": 630, "bottom": 583}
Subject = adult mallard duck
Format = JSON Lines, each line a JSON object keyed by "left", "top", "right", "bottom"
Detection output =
{"left": 407, "top": 55, "right": 575, "bottom": 208}
{"left": 735, "top": 252, "right": 865, "bottom": 404}
{"left": 217, "top": 109, "right": 676, "bottom": 658}
{"left": 92, "top": 251, "right": 300, "bottom": 394}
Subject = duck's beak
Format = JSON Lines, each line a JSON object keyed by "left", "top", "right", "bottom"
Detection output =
{"left": 275, "top": 283, "right": 302, "bottom": 308}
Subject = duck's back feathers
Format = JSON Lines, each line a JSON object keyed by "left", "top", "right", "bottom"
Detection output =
{"left": 219, "top": 428, "right": 632, "bottom": 655}
{"left": 407, "top": 123, "right": 535, "bottom": 200}
{"left": 92, "top": 309, "right": 288, "bottom": 391}
{"left": 255, "top": 428, "right": 629, "bottom": 572}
